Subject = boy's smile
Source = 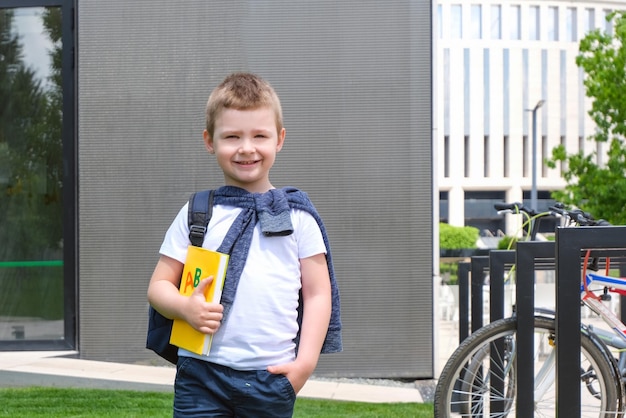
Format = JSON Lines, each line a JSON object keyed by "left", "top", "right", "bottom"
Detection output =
{"left": 204, "top": 106, "right": 285, "bottom": 193}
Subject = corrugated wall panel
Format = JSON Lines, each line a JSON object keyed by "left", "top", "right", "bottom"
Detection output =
{"left": 78, "top": 0, "right": 433, "bottom": 377}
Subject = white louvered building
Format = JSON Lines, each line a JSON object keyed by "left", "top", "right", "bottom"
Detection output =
{"left": 434, "top": 1, "right": 620, "bottom": 236}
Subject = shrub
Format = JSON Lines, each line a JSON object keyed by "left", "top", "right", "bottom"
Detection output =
{"left": 497, "top": 235, "right": 518, "bottom": 250}
{"left": 439, "top": 223, "right": 479, "bottom": 249}
{"left": 439, "top": 223, "right": 480, "bottom": 285}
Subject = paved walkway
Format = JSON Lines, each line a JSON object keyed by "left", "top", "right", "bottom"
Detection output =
{"left": 0, "top": 351, "right": 426, "bottom": 404}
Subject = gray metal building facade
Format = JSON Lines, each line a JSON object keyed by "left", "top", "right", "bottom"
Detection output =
{"left": 77, "top": 0, "right": 433, "bottom": 378}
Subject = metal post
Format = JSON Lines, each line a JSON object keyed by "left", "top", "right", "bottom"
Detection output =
{"left": 531, "top": 109, "right": 538, "bottom": 211}
{"left": 529, "top": 99, "right": 544, "bottom": 211}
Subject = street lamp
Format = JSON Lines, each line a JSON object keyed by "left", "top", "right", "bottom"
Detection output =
{"left": 526, "top": 99, "right": 544, "bottom": 211}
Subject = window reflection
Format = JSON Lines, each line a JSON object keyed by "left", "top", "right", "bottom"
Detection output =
{"left": 471, "top": 5, "right": 482, "bottom": 40}
{"left": 491, "top": 5, "right": 501, "bottom": 40}
{"left": 529, "top": 6, "right": 540, "bottom": 41}
{"left": 0, "top": 7, "right": 64, "bottom": 342}
{"left": 510, "top": 5, "right": 520, "bottom": 40}
{"left": 584, "top": 8, "right": 595, "bottom": 34}
{"left": 451, "top": 4, "right": 462, "bottom": 39}
{"left": 602, "top": 9, "right": 613, "bottom": 36}
{"left": 12, "top": 8, "right": 53, "bottom": 86}
{"left": 548, "top": 6, "right": 558, "bottom": 41}
{"left": 567, "top": 7, "right": 577, "bottom": 42}
{"left": 437, "top": 4, "right": 442, "bottom": 39}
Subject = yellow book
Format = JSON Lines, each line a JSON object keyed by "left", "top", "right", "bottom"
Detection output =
{"left": 169, "top": 245, "right": 229, "bottom": 356}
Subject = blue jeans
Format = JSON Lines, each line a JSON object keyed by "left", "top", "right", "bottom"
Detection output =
{"left": 173, "top": 357, "right": 296, "bottom": 417}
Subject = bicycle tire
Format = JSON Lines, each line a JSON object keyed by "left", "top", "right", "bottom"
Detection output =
{"left": 434, "top": 316, "right": 621, "bottom": 417}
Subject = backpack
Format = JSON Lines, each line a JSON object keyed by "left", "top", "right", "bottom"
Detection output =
{"left": 146, "top": 189, "right": 215, "bottom": 364}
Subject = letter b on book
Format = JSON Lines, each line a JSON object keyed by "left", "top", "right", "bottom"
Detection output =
{"left": 169, "top": 246, "right": 229, "bottom": 356}
{"left": 194, "top": 268, "right": 201, "bottom": 287}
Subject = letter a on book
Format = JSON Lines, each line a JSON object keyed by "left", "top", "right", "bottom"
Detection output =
{"left": 169, "top": 246, "right": 229, "bottom": 356}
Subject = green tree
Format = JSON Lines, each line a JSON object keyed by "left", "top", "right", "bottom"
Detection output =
{"left": 547, "top": 11, "right": 626, "bottom": 225}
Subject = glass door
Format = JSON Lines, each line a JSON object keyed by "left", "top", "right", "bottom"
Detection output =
{"left": 0, "top": 1, "right": 75, "bottom": 350}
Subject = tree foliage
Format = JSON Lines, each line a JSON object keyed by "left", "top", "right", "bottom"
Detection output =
{"left": 547, "top": 11, "right": 626, "bottom": 225}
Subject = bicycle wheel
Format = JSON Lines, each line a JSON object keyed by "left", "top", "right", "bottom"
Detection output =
{"left": 434, "top": 316, "right": 621, "bottom": 417}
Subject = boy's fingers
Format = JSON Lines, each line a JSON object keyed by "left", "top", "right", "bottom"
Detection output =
{"left": 191, "top": 276, "right": 214, "bottom": 296}
{"left": 267, "top": 364, "right": 288, "bottom": 375}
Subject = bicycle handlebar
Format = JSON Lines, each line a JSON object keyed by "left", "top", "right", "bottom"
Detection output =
{"left": 548, "top": 205, "right": 611, "bottom": 226}
{"left": 493, "top": 202, "right": 538, "bottom": 216}
{"left": 493, "top": 201, "right": 610, "bottom": 226}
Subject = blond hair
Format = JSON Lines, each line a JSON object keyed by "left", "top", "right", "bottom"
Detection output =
{"left": 205, "top": 73, "right": 283, "bottom": 137}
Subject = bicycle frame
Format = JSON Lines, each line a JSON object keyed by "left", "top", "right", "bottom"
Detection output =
{"left": 583, "top": 272, "right": 626, "bottom": 376}
{"left": 583, "top": 273, "right": 626, "bottom": 341}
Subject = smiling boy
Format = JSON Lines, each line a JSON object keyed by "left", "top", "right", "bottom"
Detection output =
{"left": 205, "top": 106, "right": 284, "bottom": 193}
{"left": 147, "top": 73, "right": 342, "bottom": 417}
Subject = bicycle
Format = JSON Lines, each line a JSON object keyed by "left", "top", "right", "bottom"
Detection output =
{"left": 434, "top": 204, "right": 626, "bottom": 417}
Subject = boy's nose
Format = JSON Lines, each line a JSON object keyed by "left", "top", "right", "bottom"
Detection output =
{"left": 238, "top": 138, "right": 255, "bottom": 153}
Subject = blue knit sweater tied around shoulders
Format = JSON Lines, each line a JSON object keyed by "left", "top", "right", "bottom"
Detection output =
{"left": 212, "top": 185, "right": 343, "bottom": 354}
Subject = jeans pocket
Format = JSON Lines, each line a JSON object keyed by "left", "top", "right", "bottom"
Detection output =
{"left": 274, "top": 374, "right": 296, "bottom": 400}
{"left": 175, "top": 356, "right": 194, "bottom": 378}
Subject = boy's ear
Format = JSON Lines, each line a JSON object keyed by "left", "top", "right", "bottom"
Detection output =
{"left": 276, "top": 128, "right": 286, "bottom": 152}
{"left": 203, "top": 129, "right": 215, "bottom": 154}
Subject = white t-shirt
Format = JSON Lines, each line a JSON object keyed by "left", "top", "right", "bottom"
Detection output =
{"left": 159, "top": 202, "right": 327, "bottom": 370}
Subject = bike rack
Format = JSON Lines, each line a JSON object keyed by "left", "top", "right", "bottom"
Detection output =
{"left": 554, "top": 226, "right": 626, "bottom": 417}
{"left": 488, "top": 250, "right": 515, "bottom": 322}
{"left": 455, "top": 257, "right": 489, "bottom": 344}
{"left": 487, "top": 249, "right": 517, "bottom": 414}
{"left": 449, "top": 229, "right": 626, "bottom": 416}
{"left": 457, "top": 250, "right": 550, "bottom": 340}
{"left": 471, "top": 256, "right": 489, "bottom": 333}
{"left": 515, "top": 241, "right": 555, "bottom": 417}
{"left": 490, "top": 239, "right": 626, "bottom": 417}
{"left": 457, "top": 261, "right": 470, "bottom": 344}
{"left": 457, "top": 250, "right": 548, "bottom": 342}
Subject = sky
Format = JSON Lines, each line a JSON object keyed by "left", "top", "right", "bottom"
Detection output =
{"left": 13, "top": 7, "right": 53, "bottom": 87}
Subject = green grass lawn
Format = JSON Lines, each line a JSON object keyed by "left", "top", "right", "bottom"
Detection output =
{"left": 0, "top": 387, "right": 434, "bottom": 417}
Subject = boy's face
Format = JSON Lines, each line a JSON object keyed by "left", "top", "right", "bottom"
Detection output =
{"left": 204, "top": 106, "right": 285, "bottom": 193}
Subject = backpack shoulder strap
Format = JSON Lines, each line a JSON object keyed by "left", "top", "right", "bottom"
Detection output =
{"left": 188, "top": 189, "right": 214, "bottom": 247}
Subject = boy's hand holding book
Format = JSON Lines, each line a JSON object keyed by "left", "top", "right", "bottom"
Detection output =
{"left": 169, "top": 246, "right": 229, "bottom": 356}
{"left": 183, "top": 277, "right": 224, "bottom": 335}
